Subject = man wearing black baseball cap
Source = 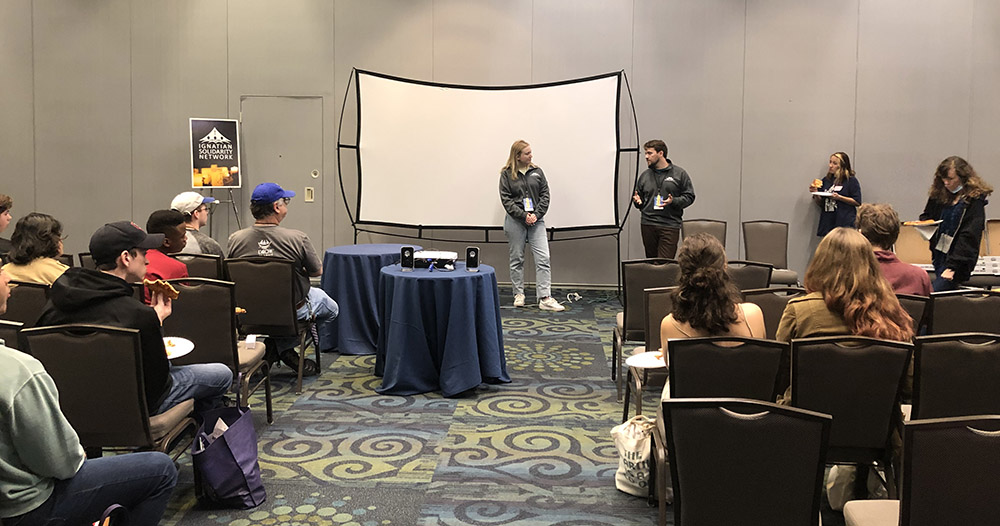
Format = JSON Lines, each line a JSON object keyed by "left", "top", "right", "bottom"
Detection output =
{"left": 228, "top": 183, "right": 339, "bottom": 375}
{"left": 38, "top": 221, "right": 232, "bottom": 414}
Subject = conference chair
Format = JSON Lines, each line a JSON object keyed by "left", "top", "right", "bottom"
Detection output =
{"left": 164, "top": 278, "right": 273, "bottom": 423}
{"left": 791, "top": 336, "right": 912, "bottom": 499}
{"left": 622, "top": 286, "right": 674, "bottom": 421}
{"left": 895, "top": 293, "right": 929, "bottom": 335}
{"left": 0, "top": 280, "right": 49, "bottom": 326}
{"left": 844, "top": 415, "right": 1000, "bottom": 526}
{"left": 0, "top": 320, "right": 23, "bottom": 350}
{"left": 726, "top": 260, "right": 773, "bottom": 290}
{"left": 894, "top": 225, "right": 932, "bottom": 265}
{"left": 667, "top": 337, "right": 787, "bottom": 402}
{"left": 78, "top": 252, "right": 96, "bottom": 269}
{"left": 20, "top": 324, "right": 197, "bottom": 460}
{"left": 911, "top": 333, "right": 1000, "bottom": 420}
{"left": 224, "top": 257, "right": 318, "bottom": 394}
{"left": 170, "top": 253, "right": 222, "bottom": 280}
{"left": 742, "top": 287, "right": 807, "bottom": 339}
{"left": 56, "top": 253, "right": 74, "bottom": 267}
{"left": 657, "top": 399, "right": 830, "bottom": 526}
{"left": 614, "top": 259, "right": 680, "bottom": 399}
{"left": 987, "top": 218, "right": 1000, "bottom": 256}
{"left": 927, "top": 289, "right": 1000, "bottom": 334}
{"left": 742, "top": 220, "right": 799, "bottom": 285}
{"left": 681, "top": 219, "right": 726, "bottom": 245}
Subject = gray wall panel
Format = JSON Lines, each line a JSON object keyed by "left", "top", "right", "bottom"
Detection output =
{"left": 633, "top": 0, "right": 746, "bottom": 259}
{"left": 0, "top": 0, "right": 36, "bottom": 216}
{"left": 432, "top": 0, "right": 532, "bottom": 85}
{"left": 742, "top": 0, "right": 859, "bottom": 276}
{"left": 130, "top": 1, "right": 229, "bottom": 238}
{"left": 855, "top": 0, "right": 975, "bottom": 223}
{"left": 970, "top": 0, "right": 1000, "bottom": 181}
{"left": 33, "top": 0, "right": 133, "bottom": 255}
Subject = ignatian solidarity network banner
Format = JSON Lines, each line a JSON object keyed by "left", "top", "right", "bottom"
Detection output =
{"left": 190, "top": 118, "right": 241, "bottom": 189}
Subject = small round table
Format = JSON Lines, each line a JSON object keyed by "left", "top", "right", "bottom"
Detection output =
{"left": 320, "top": 243, "right": 420, "bottom": 355}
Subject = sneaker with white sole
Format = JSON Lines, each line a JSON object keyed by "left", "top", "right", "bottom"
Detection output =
{"left": 513, "top": 293, "right": 525, "bottom": 307}
{"left": 538, "top": 297, "right": 565, "bottom": 311}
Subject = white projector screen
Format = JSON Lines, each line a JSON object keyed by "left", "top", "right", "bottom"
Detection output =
{"left": 355, "top": 70, "right": 621, "bottom": 230}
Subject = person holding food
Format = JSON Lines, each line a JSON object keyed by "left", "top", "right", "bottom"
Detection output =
{"left": 918, "top": 156, "right": 993, "bottom": 291}
{"left": 37, "top": 221, "right": 232, "bottom": 414}
{"left": 809, "top": 151, "right": 862, "bottom": 236}
{"left": 141, "top": 209, "right": 189, "bottom": 304}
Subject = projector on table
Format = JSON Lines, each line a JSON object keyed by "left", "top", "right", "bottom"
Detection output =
{"left": 413, "top": 250, "right": 458, "bottom": 270}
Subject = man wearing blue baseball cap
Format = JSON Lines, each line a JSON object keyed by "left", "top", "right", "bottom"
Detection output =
{"left": 227, "top": 183, "right": 339, "bottom": 375}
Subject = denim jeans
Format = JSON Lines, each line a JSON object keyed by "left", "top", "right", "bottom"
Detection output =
{"left": 5, "top": 452, "right": 177, "bottom": 526}
{"left": 503, "top": 215, "right": 552, "bottom": 299}
{"left": 272, "top": 286, "right": 340, "bottom": 354}
{"left": 156, "top": 363, "right": 234, "bottom": 414}
{"left": 930, "top": 250, "right": 960, "bottom": 292}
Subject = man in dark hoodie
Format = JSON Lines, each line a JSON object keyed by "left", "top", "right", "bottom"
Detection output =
{"left": 37, "top": 221, "right": 232, "bottom": 414}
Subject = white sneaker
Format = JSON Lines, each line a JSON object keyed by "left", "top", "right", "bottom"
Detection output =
{"left": 538, "top": 297, "right": 565, "bottom": 311}
{"left": 513, "top": 294, "right": 525, "bottom": 307}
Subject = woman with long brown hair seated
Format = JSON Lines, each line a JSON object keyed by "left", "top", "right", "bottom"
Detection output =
{"left": 777, "top": 227, "right": 913, "bottom": 342}
{"left": 657, "top": 232, "right": 766, "bottom": 378}
{"left": 0, "top": 212, "right": 68, "bottom": 285}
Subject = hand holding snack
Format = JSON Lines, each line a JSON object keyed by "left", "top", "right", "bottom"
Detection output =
{"left": 809, "top": 178, "right": 823, "bottom": 192}
{"left": 143, "top": 278, "right": 179, "bottom": 300}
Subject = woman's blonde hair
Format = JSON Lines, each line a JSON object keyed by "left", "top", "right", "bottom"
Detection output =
{"left": 928, "top": 155, "right": 993, "bottom": 204}
{"left": 804, "top": 227, "right": 913, "bottom": 342}
{"left": 501, "top": 140, "right": 533, "bottom": 180}
{"left": 830, "top": 151, "right": 855, "bottom": 185}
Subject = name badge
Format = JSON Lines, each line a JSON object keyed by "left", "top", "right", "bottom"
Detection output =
{"left": 935, "top": 233, "right": 954, "bottom": 253}
{"left": 653, "top": 194, "right": 666, "bottom": 210}
{"left": 523, "top": 197, "right": 534, "bottom": 212}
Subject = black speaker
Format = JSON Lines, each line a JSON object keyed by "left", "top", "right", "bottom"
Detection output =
{"left": 401, "top": 246, "right": 415, "bottom": 271}
{"left": 466, "top": 246, "right": 480, "bottom": 272}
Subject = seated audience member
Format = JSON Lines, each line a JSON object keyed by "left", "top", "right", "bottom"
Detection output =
{"left": 856, "top": 203, "right": 932, "bottom": 295}
{"left": 0, "top": 268, "right": 179, "bottom": 525}
{"left": 228, "top": 183, "right": 339, "bottom": 374}
{"left": 143, "top": 209, "right": 189, "bottom": 304}
{"left": 36, "top": 221, "right": 232, "bottom": 414}
{"left": 171, "top": 191, "right": 224, "bottom": 256}
{"left": 0, "top": 193, "right": 13, "bottom": 255}
{"left": 1, "top": 213, "right": 69, "bottom": 285}
{"left": 776, "top": 227, "right": 913, "bottom": 343}
{"left": 655, "top": 233, "right": 765, "bottom": 398}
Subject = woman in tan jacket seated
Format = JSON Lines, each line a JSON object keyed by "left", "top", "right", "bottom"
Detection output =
{"left": 0, "top": 213, "right": 68, "bottom": 285}
{"left": 657, "top": 233, "right": 766, "bottom": 400}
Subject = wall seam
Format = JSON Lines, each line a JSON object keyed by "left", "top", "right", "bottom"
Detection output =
{"left": 966, "top": 0, "right": 975, "bottom": 160}
{"left": 853, "top": 0, "right": 860, "bottom": 160}
{"left": 738, "top": 0, "right": 747, "bottom": 258}
{"left": 129, "top": 0, "right": 134, "bottom": 220}
{"left": 31, "top": 0, "right": 37, "bottom": 207}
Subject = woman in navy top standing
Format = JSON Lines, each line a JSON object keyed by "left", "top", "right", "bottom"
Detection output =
{"left": 809, "top": 152, "right": 862, "bottom": 236}
{"left": 919, "top": 156, "right": 993, "bottom": 291}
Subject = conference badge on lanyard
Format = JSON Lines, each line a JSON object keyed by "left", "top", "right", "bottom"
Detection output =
{"left": 653, "top": 194, "right": 665, "bottom": 210}
{"left": 523, "top": 197, "right": 534, "bottom": 212}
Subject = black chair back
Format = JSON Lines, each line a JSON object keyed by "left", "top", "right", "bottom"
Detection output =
{"left": 726, "top": 260, "right": 773, "bottom": 290}
{"left": 56, "top": 253, "right": 75, "bottom": 267}
{"left": 662, "top": 398, "right": 830, "bottom": 526}
{"left": 224, "top": 257, "right": 299, "bottom": 337}
{"left": 162, "top": 278, "right": 239, "bottom": 371}
{"left": 668, "top": 337, "right": 787, "bottom": 401}
{"left": 621, "top": 259, "right": 680, "bottom": 341}
{"left": 912, "top": 333, "right": 1000, "bottom": 419}
{"left": 899, "top": 416, "right": 1000, "bottom": 526}
{"left": 170, "top": 253, "right": 222, "bottom": 280}
{"left": 791, "top": 336, "right": 911, "bottom": 460}
{"left": 681, "top": 219, "right": 726, "bottom": 245}
{"left": 742, "top": 220, "right": 790, "bottom": 269}
{"left": 0, "top": 320, "right": 24, "bottom": 350}
{"left": 896, "top": 293, "right": 929, "bottom": 334}
{"left": 742, "top": 287, "right": 806, "bottom": 340}
{"left": 928, "top": 289, "right": 1000, "bottom": 334}
{"left": 78, "top": 252, "right": 96, "bottom": 269}
{"left": 20, "top": 324, "right": 154, "bottom": 447}
{"left": 0, "top": 281, "right": 49, "bottom": 325}
{"left": 643, "top": 286, "right": 675, "bottom": 354}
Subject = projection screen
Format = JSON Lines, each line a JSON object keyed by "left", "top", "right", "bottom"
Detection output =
{"left": 355, "top": 70, "right": 621, "bottom": 230}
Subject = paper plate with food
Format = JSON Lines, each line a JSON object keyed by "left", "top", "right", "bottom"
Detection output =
{"left": 625, "top": 351, "right": 667, "bottom": 369}
{"left": 163, "top": 337, "right": 194, "bottom": 359}
{"left": 902, "top": 219, "right": 942, "bottom": 226}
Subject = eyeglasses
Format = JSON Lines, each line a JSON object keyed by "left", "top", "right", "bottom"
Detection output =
{"left": 281, "top": 197, "right": 291, "bottom": 205}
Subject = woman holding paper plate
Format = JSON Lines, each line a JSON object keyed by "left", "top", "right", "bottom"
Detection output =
{"left": 499, "top": 140, "right": 564, "bottom": 312}
{"left": 809, "top": 152, "right": 862, "bottom": 236}
{"left": 918, "top": 156, "right": 993, "bottom": 291}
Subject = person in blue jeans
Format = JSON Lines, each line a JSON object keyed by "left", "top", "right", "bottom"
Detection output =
{"left": 0, "top": 269, "right": 178, "bottom": 525}
{"left": 499, "top": 140, "right": 564, "bottom": 312}
{"left": 919, "top": 156, "right": 993, "bottom": 291}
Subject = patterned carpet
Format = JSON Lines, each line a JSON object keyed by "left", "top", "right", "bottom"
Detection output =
{"left": 162, "top": 288, "right": 664, "bottom": 526}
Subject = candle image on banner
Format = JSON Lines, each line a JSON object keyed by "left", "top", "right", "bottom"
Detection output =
{"left": 190, "top": 118, "right": 241, "bottom": 188}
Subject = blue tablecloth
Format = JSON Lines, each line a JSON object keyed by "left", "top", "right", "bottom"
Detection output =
{"left": 321, "top": 243, "right": 420, "bottom": 355}
{"left": 375, "top": 262, "right": 510, "bottom": 396}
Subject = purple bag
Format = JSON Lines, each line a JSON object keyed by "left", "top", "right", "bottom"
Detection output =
{"left": 192, "top": 406, "right": 266, "bottom": 509}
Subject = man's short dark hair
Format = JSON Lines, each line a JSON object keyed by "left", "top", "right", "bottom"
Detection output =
{"left": 643, "top": 139, "right": 667, "bottom": 157}
{"left": 95, "top": 248, "right": 141, "bottom": 271}
{"left": 250, "top": 201, "right": 275, "bottom": 220}
{"left": 856, "top": 203, "right": 900, "bottom": 250}
{"left": 146, "top": 210, "right": 185, "bottom": 236}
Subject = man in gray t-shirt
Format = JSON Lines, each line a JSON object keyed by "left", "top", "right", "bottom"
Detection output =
{"left": 171, "top": 191, "right": 224, "bottom": 256}
{"left": 227, "top": 183, "right": 339, "bottom": 372}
